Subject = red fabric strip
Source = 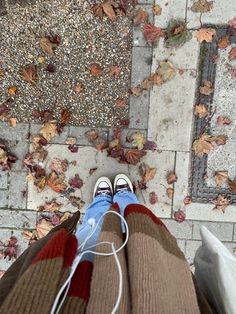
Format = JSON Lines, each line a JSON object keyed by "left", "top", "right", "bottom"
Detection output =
{"left": 32, "top": 229, "right": 67, "bottom": 264}
{"left": 124, "top": 204, "right": 169, "bottom": 232}
{"left": 63, "top": 234, "right": 78, "bottom": 267}
{"left": 68, "top": 261, "right": 93, "bottom": 301}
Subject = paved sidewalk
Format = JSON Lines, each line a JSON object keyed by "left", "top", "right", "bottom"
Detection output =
{"left": 0, "top": 0, "right": 236, "bottom": 272}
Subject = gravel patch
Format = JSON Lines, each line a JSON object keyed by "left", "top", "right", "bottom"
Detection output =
{"left": 0, "top": 0, "right": 132, "bottom": 127}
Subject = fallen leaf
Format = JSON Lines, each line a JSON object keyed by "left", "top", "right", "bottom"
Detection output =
{"left": 212, "top": 195, "right": 230, "bottom": 213}
{"left": 49, "top": 158, "right": 68, "bottom": 174}
{"left": 19, "top": 64, "right": 38, "bottom": 85}
{"left": 47, "top": 171, "right": 66, "bottom": 193}
{"left": 228, "top": 17, "right": 236, "bottom": 30}
{"left": 60, "top": 212, "right": 71, "bottom": 223}
{"left": 228, "top": 178, "right": 236, "bottom": 192}
{"left": 0, "top": 69, "right": 4, "bottom": 81}
{"left": 73, "top": 83, "right": 83, "bottom": 93}
{"left": 93, "top": 1, "right": 117, "bottom": 21}
{"left": 68, "top": 144, "right": 79, "bottom": 153}
{"left": 34, "top": 176, "right": 46, "bottom": 192}
{"left": 85, "top": 129, "right": 99, "bottom": 142}
{"left": 217, "top": 116, "right": 232, "bottom": 125}
{"left": 31, "top": 135, "right": 47, "bottom": 149}
{"left": 183, "top": 196, "right": 192, "bottom": 205}
{"left": 60, "top": 109, "right": 71, "bottom": 125}
{"left": 51, "top": 213, "right": 61, "bottom": 226}
{"left": 157, "top": 60, "right": 176, "bottom": 82}
{"left": 164, "top": 19, "right": 192, "bottom": 48}
{"left": 3, "top": 236, "right": 18, "bottom": 260}
{"left": 90, "top": 63, "right": 102, "bottom": 76}
{"left": 40, "top": 37, "right": 54, "bottom": 56}
{"left": 133, "top": 8, "right": 149, "bottom": 26}
{"left": 0, "top": 103, "right": 10, "bottom": 120}
{"left": 143, "top": 140, "right": 157, "bottom": 151}
{"left": 149, "top": 191, "right": 158, "bottom": 204}
{"left": 45, "top": 63, "right": 56, "bottom": 73}
{"left": 40, "top": 122, "right": 58, "bottom": 141}
{"left": 213, "top": 134, "right": 228, "bottom": 146}
{"left": 195, "top": 28, "right": 216, "bottom": 43}
{"left": 226, "top": 63, "right": 236, "bottom": 79}
{"left": 36, "top": 219, "right": 53, "bottom": 239}
{"left": 65, "top": 137, "right": 77, "bottom": 145}
{"left": 108, "top": 65, "right": 121, "bottom": 77}
{"left": 38, "top": 200, "right": 62, "bottom": 212}
{"left": 194, "top": 104, "right": 208, "bottom": 118}
{"left": 7, "top": 86, "right": 17, "bottom": 95}
{"left": 214, "top": 171, "right": 228, "bottom": 186}
{"left": 229, "top": 47, "right": 236, "bottom": 61}
{"left": 125, "top": 149, "right": 146, "bottom": 165}
{"left": 37, "top": 56, "right": 45, "bottom": 64}
{"left": 218, "top": 36, "right": 230, "bottom": 49}
{"left": 191, "top": 0, "right": 213, "bottom": 13}
{"left": 143, "top": 23, "right": 165, "bottom": 43}
{"left": 167, "top": 172, "right": 178, "bottom": 184}
{"left": 192, "top": 133, "right": 214, "bottom": 157}
{"left": 94, "top": 137, "right": 108, "bottom": 151}
{"left": 153, "top": 4, "right": 162, "bottom": 15}
{"left": 89, "top": 167, "right": 98, "bottom": 175}
{"left": 130, "top": 87, "right": 143, "bottom": 96}
{"left": 69, "top": 174, "right": 83, "bottom": 189}
{"left": 139, "top": 162, "right": 157, "bottom": 183}
{"left": 68, "top": 195, "right": 85, "bottom": 209}
{"left": 8, "top": 118, "right": 17, "bottom": 128}
{"left": 174, "top": 209, "right": 186, "bottom": 222}
{"left": 129, "top": 131, "right": 146, "bottom": 150}
{"left": 166, "top": 187, "right": 174, "bottom": 199}
{"left": 199, "top": 80, "right": 213, "bottom": 95}
{"left": 115, "top": 98, "right": 127, "bottom": 108}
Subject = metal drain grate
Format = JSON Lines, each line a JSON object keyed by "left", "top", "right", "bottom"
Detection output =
{"left": 189, "top": 26, "right": 236, "bottom": 204}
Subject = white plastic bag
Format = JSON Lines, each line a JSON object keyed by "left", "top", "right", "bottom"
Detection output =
{"left": 194, "top": 225, "right": 236, "bottom": 314}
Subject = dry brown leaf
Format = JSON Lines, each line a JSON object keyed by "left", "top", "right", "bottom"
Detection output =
{"left": 34, "top": 176, "right": 46, "bottom": 192}
{"left": 192, "top": 133, "right": 214, "bottom": 157}
{"left": 143, "top": 23, "right": 165, "bottom": 43}
{"left": 191, "top": 0, "right": 213, "bottom": 13}
{"left": 37, "top": 56, "right": 45, "bottom": 64}
{"left": 101, "top": 1, "right": 117, "bottom": 21}
{"left": 49, "top": 158, "right": 68, "bottom": 174}
{"left": 213, "top": 134, "right": 228, "bottom": 146}
{"left": 229, "top": 47, "right": 236, "bottom": 61}
{"left": 115, "top": 98, "right": 127, "bottom": 108}
{"left": 195, "top": 28, "right": 216, "bottom": 43}
{"left": 125, "top": 149, "right": 146, "bottom": 165}
{"left": 199, "top": 80, "right": 213, "bottom": 95}
{"left": 0, "top": 69, "right": 4, "bottom": 81}
{"left": 8, "top": 86, "right": 17, "bottom": 95}
{"left": 36, "top": 219, "right": 53, "bottom": 239}
{"left": 65, "top": 137, "right": 77, "bottom": 145}
{"left": 40, "top": 122, "right": 58, "bottom": 142}
{"left": 218, "top": 36, "right": 230, "bottom": 49}
{"left": 228, "top": 179, "right": 236, "bottom": 192}
{"left": 73, "top": 83, "right": 83, "bottom": 93}
{"left": 212, "top": 194, "right": 230, "bottom": 213}
{"left": 108, "top": 66, "right": 121, "bottom": 77}
{"left": 133, "top": 8, "right": 149, "bottom": 26}
{"left": 85, "top": 129, "right": 99, "bottom": 142}
{"left": 167, "top": 172, "right": 178, "bottom": 184}
{"left": 194, "top": 104, "right": 208, "bottom": 118}
{"left": 166, "top": 187, "right": 174, "bottom": 199}
{"left": 60, "top": 212, "right": 71, "bottom": 223}
{"left": 8, "top": 118, "right": 17, "bottom": 128}
{"left": 153, "top": 4, "right": 162, "bottom": 15}
{"left": 38, "top": 200, "right": 62, "bottom": 212}
{"left": 139, "top": 162, "right": 157, "bottom": 183}
{"left": 214, "top": 171, "right": 228, "bottom": 186}
{"left": 19, "top": 64, "right": 38, "bottom": 85}
{"left": 31, "top": 135, "right": 47, "bottom": 149}
{"left": 149, "top": 191, "right": 158, "bottom": 204}
{"left": 89, "top": 63, "right": 102, "bottom": 76}
{"left": 130, "top": 87, "right": 143, "bottom": 96}
{"left": 40, "top": 37, "right": 54, "bottom": 56}
{"left": 47, "top": 171, "right": 66, "bottom": 193}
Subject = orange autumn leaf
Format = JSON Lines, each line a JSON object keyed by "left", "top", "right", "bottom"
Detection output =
{"left": 125, "top": 149, "right": 146, "bottom": 165}
{"left": 153, "top": 4, "right": 162, "bottom": 15}
{"left": 40, "top": 122, "right": 58, "bottom": 141}
{"left": 199, "top": 80, "right": 213, "bottom": 95}
{"left": 194, "top": 104, "right": 208, "bottom": 118}
{"left": 192, "top": 133, "right": 214, "bottom": 158}
{"left": 133, "top": 8, "right": 149, "bottom": 26}
{"left": 8, "top": 86, "right": 17, "bottom": 95}
{"left": 218, "top": 36, "right": 230, "bottom": 49}
{"left": 8, "top": 118, "right": 17, "bottom": 128}
{"left": 60, "top": 109, "right": 71, "bottom": 125}
{"left": 228, "top": 179, "right": 236, "bottom": 192}
{"left": 167, "top": 172, "right": 178, "bottom": 184}
{"left": 195, "top": 28, "right": 216, "bottom": 43}
{"left": 115, "top": 98, "right": 127, "bottom": 108}
{"left": 47, "top": 171, "right": 66, "bottom": 193}
{"left": 214, "top": 171, "right": 228, "bottom": 186}
{"left": 73, "top": 83, "right": 83, "bottom": 93}
{"left": 89, "top": 63, "right": 102, "bottom": 77}
{"left": 143, "top": 23, "right": 165, "bottom": 43}
{"left": 108, "top": 66, "right": 121, "bottom": 77}
{"left": 166, "top": 187, "right": 174, "bottom": 199}
{"left": 139, "top": 162, "right": 157, "bottom": 183}
{"left": 93, "top": 1, "right": 117, "bottom": 21}
{"left": 229, "top": 47, "right": 236, "bottom": 61}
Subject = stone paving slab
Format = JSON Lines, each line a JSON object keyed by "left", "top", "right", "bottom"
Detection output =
{"left": 0, "top": 171, "right": 8, "bottom": 189}
{"left": 68, "top": 126, "right": 109, "bottom": 146}
{"left": 148, "top": 71, "right": 196, "bottom": 151}
{"left": 0, "top": 190, "right": 8, "bottom": 208}
{"left": 8, "top": 172, "right": 27, "bottom": 209}
{"left": 30, "top": 124, "right": 69, "bottom": 145}
{"left": 27, "top": 145, "right": 175, "bottom": 218}
{"left": 129, "top": 91, "right": 150, "bottom": 129}
{"left": 131, "top": 46, "right": 152, "bottom": 87}
{"left": 0, "top": 209, "right": 36, "bottom": 229}
{"left": 192, "top": 221, "right": 234, "bottom": 242}
{"left": 162, "top": 218, "right": 193, "bottom": 239}
{"left": 186, "top": 0, "right": 236, "bottom": 28}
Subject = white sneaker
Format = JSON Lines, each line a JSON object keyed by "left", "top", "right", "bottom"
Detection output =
{"left": 114, "top": 174, "right": 133, "bottom": 194}
{"left": 93, "top": 177, "right": 113, "bottom": 198}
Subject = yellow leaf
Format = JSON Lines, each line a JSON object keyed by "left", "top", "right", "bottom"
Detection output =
{"left": 40, "top": 122, "right": 58, "bottom": 142}
{"left": 8, "top": 86, "right": 17, "bottom": 95}
{"left": 157, "top": 61, "right": 176, "bottom": 82}
{"left": 8, "top": 118, "right": 17, "bottom": 128}
{"left": 153, "top": 4, "right": 162, "bottom": 15}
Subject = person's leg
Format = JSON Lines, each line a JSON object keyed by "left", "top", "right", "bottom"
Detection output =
{"left": 75, "top": 177, "right": 113, "bottom": 260}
